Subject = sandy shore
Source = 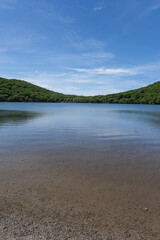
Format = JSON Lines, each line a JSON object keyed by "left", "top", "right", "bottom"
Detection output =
{"left": 0, "top": 146, "right": 160, "bottom": 239}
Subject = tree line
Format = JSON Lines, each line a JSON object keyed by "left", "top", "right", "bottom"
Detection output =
{"left": 0, "top": 77, "right": 160, "bottom": 104}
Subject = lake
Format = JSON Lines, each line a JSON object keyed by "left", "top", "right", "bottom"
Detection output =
{"left": 0, "top": 102, "right": 160, "bottom": 239}
{"left": 0, "top": 102, "right": 160, "bottom": 153}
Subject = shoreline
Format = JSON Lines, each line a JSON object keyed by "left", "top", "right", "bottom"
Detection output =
{"left": 0, "top": 148, "right": 160, "bottom": 239}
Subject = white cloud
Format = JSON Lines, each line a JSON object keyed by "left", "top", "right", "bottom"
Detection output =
{"left": 72, "top": 67, "right": 139, "bottom": 75}
{"left": 72, "top": 62, "right": 160, "bottom": 76}
{"left": 149, "top": 2, "right": 160, "bottom": 11}
{"left": 3, "top": 58, "right": 160, "bottom": 96}
{"left": 94, "top": 2, "right": 105, "bottom": 12}
{"left": 94, "top": 6, "right": 105, "bottom": 11}
{"left": 14, "top": 62, "right": 148, "bottom": 96}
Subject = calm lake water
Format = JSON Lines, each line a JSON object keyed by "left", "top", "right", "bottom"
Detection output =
{"left": 0, "top": 102, "right": 160, "bottom": 154}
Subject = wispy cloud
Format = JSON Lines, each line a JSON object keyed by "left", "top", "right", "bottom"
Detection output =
{"left": 94, "top": 1, "right": 105, "bottom": 12}
{"left": 71, "top": 62, "right": 160, "bottom": 76}
{"left": 65, "top": 31, "right": 105, "bottom": 51}
{"left": 27, "top": 0, "right": 74, "bottom": 24}
{"left": 48, "top": 51, "right": 115, "bottom": 68}
{"left": 0, "top": 48, "right": 7, "bottom": 53}
{"left": 0, "top": 0, "right": 17, "bottom": 9}
{"left": 64, "top": 32, "right": 114, "bottom": 65}
{"left": 72, "top": 67, "right": 139, "bottom": 75}
{"left": 139, "top": 0, "right": 160, "bottom": 18}
{"left": 149, "top": 1, "right": 160, "bottom": 11}
{"left": 12, "top": 60, "right": 160, "bottom": 96}
{"left": 17, "top": 70, "right": 122, "bottom": 96}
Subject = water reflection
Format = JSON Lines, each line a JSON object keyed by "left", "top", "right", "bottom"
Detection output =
{"left": 0, "top": 110, "right": 41, "bottom": 126}
{"left": 115, "top": 110, "right": 160, "bottom": 128}
{"left": 0, "top": 103, "right": 160, "bottom": 153}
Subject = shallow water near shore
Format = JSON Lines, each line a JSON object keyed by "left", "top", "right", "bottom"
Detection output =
{"left": 0, "top": 103, "right": 160, "bottom": 239}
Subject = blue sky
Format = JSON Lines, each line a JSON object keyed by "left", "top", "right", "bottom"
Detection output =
{"left": 0, "top": 0, "right": 160, "bottom": 95}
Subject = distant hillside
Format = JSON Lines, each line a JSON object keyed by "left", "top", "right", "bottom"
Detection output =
{"left": 0, "top": 77, "right": 160, "bottom": 104}
{"left": 0, "top": 77, "right": 76, "bottom": 102}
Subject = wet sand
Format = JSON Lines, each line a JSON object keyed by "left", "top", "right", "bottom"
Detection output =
{"left": 0, "top": 145, "right": 160, "bottom": 239}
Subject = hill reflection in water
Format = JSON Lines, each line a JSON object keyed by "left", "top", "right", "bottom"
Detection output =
{"left": 0, "top": 110, "right": 42, "bottom": 127}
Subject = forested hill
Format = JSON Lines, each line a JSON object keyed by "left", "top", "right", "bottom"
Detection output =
{"left": 0, "top": 77, "right": 160, "bottom": 104}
